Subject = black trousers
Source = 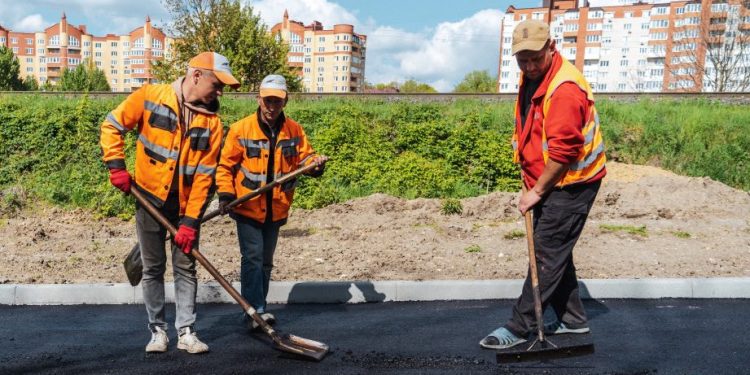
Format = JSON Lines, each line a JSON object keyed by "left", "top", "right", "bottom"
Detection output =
{"left": 505, "top": 180, "right": 601, "bottom": 338}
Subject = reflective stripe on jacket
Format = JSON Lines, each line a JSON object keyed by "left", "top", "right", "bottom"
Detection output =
{"left": 100, "top": 82, "right": 222, "bottom": 228}
{"left": 512, "top": 58, "right": 606, "bottom": 187}
{"left": 215, "top": 112, "right": 318, "bottom": 223}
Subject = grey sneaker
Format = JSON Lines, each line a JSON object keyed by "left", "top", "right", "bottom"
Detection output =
{"left": 544, "top": 321, "right": 590, "bottom": 335}
{"left": 177, "top": 327, "right": 209, "bottom": 354}
{"left": 145, "top": 326, "right": 168, "bottom": 353}
{"left": 248, "top": 312, "right": 276, "bottom": 331}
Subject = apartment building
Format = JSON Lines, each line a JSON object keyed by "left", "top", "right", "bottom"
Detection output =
{"left": 271, "top": 10, "right": 367, "bottom": 93}
{"left": 497, "top": 0, "right": 750, "bottom": 92}
{"left": 0, "top": 13, "right": 174, "bottom": 92}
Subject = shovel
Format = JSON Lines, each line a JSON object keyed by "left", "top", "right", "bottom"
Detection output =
{"left": 129, "top": 186, "right": 330, "bottom": 361}
{"left": 123, "top": 163, "right": 321, "bottom": 286}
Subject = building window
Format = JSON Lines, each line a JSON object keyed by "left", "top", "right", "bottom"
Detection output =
{"left": 25, "top": 48, "right": 33, "bottom": 54}
{"left": 11, "top": 37, "right": 18, "bottom": 44}
{"left": 84, "top": 41, "right": 90, "bottom": 47}
{"left": 49, "top": 35, "right": 59, "bottom": 46}
{"left": 620, "top": 60, "right": 628, "bottom": 66}
{"left": 111, "top": 42, "right": 118, "bottom": 47}
{"left": 95, "top": 42, "right": 102, "bottom": 48}
{"left": 318, "top": 56, "right": 324, "bottom": 62}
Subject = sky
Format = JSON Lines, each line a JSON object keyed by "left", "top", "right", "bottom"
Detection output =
{"left": 0, "top": 0, "right": 539, "bottom": 92}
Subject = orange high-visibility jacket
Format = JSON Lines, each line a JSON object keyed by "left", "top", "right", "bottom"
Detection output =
{"left": 100, "top": 83, "right": 222, "bottom": 228}
{"left": 511, "top": 58, "right": 606, "bottom": 188}
{"left": 216, "top": 112, "right": 318, "bottom": 223}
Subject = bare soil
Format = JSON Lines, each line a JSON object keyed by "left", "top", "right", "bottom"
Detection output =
{"left": 1, "top": 162, "right": 749, "bottom": 284}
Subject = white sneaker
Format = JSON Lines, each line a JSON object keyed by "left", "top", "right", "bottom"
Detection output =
{"left": 145, "top": 326, "right": 168, "bottom": 353}
{"left": 177, "top": 327, "right": 209, "bottom": 354}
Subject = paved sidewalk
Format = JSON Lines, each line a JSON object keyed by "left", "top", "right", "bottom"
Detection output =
{"left": 2, "top": 277, "right": 750, "bottom": 305}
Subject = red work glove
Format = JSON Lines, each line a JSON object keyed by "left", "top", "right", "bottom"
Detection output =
{"left": 174, "top": 225, "right": 197, "bottom": 254}
{"left": 109, "top": 168, "right": 131, "bottom": 193}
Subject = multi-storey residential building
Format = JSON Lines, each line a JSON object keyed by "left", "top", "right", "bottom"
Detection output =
{"left": 497, "top": 0, "right": 750, "bottom": 92}
{"left": 0, "top": 13, "right": 174, "bottom": 92}
{"left": 271, "top": 10, "right": 367, "bottom": 93}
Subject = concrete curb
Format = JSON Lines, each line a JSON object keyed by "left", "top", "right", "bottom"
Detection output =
{"left": 1, "top": 278, "right": 749, "bottom": 305}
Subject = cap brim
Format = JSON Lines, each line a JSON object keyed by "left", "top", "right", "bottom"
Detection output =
{"left": 214, "top": 71, "right": 241, "bottom": 89}
{"left": 260, "top": 88, "right": 287, "bottom": 98}
{"left": 512, "top": 40, "right": 548, "bottom": 55}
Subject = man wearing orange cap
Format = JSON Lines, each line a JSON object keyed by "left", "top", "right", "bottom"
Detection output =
{"left": 101, "top": 52, "right": 240, "bottom": 354}
{"left": 216, "top": 74, "right": 327, "bottom": 330}
{"left": 480, "top": 20, "right": 606, "bottom": 350}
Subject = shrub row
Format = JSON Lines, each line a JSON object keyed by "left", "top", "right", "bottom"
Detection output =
{"left": 0, "top": 94, "right": 747, "bottom": 218}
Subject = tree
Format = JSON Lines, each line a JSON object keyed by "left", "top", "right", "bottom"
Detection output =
{"left": 453, "top": 70, "right": 497, "bottom": 93}
{"left": 57, "top": 60, "right": 111, "bottom": 91}
{"left": 0, "top": 46, "right": 23, "bottom": 91}
{"left": 22, "top": 75, "right": 39, "bottom": 91}
{"left": 154, "top": 0, "right": 301, "bottom": 92}
{"left": 399, "top": 79, "right": 437, "bottom": 93}
{"left": 666, "top": 0, "right": 750, "bottom": 92}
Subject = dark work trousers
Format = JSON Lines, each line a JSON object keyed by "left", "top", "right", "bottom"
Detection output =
{"left": 136, "top": 192, "right": 198, "bottom": 332}
{"left": 505, "top": 180, "right": 601, "bottom": 338}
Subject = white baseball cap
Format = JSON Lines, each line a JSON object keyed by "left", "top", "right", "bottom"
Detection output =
{"left": 259, "top": 74, "right": 288, "bottom": 98}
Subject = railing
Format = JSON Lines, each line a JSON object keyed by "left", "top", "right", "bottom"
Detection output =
{"left": 0, "top": 91, "right": 748, "bottom": 103}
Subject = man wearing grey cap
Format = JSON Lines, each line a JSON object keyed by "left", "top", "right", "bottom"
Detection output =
{"left": 479, "top": 19, "right": 606, "bottom": 349}
{"left": 215, "top": 74, "right": 328, "bottom": 330}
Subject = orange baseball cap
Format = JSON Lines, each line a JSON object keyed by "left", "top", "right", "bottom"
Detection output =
{"left": 188, "top": 52, "right": 241, "bottom": 89}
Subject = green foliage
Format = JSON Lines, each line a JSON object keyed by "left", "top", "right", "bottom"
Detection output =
{"left": 441, "top": 198, "right": 463, "bottom": 215}
{"left": 464, "top": 244, "right": 482, "bottom": 253}
{"left": 1, "top": 95, "right": 749, "bottom": 219}
{"left": 600, "top": 224, "right": 648, "bottom": 237}
{"left": 672, "top": 230, "right": 691, "bottom": 239}
{"left": 598, "top": 98, "right": 750, "bottom": 191}
{"left": 22, "top": 75, "right": 39, "bottom": 91}
{"left": 453, "top": 70, "right": 497, "bottom": 93}
{"left": 57, "top": 61, "right": 111, "bottom": 92}
{"left": 399, "top": 79, "right": 437, "bottom": 93}
{"left": 0, "top": 46, "right": 23, "bottom": 91}
{"left": 504, "top": 229, "right": 525, "bottom": 240}
{"left": 154, "top": 0, "right": 300, "bottom": 91}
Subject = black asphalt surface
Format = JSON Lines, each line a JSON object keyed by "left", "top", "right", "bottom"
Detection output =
{"left": 1, "top": 299, "right": 748, "bottom": 374}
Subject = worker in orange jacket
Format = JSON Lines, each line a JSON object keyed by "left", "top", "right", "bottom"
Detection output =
{"left": 480, "top": 20, "right": 606, "bottom": 350}
{"left": 100, "top": 52, "right": 240, "bottom": 354}
{"left": 215, "top": 74, "right": 327, "bottom": 329}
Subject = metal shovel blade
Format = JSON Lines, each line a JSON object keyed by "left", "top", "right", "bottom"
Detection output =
{"left": 496, "top": 333, "right": 595, "bottom": 363}
{"left": 272, "top": 333, "right": 330, "bottom": 361}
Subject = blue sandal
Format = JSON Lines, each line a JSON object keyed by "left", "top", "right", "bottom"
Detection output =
{"left": 479, "top": 327, "right": 527, "bottom": 349}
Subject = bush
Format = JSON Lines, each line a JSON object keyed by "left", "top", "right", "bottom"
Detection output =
{"left": 441, "top": 198, "right": 463, "bottom": 215}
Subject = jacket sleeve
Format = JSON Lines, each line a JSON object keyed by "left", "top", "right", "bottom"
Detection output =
{"left": 180, "top": 120, "right": 223, "bottom": 228}
{"left": 100, "top": 87, "right": 146, "bottom": 169}
{"left": 296, "top": 125, "right": 324, "bottom": 177}
{"left": 216, "top": 122, "right": 243, "bottom": 197}
{"left": 544, "top": 82, "right": 587, "bottom": 165}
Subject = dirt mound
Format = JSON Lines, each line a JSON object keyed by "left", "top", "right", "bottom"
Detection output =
{"left": 1, "top": 162, "right": 748, "bottom": 284}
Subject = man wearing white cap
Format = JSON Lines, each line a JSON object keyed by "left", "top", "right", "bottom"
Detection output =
{"left": 216, "top": 74, "right": 328, "bottom": 330}
{"left": 101, "top": 51, "right": 240, "bottom": 354}
{"left": 479, "top": 20, "right": 606, "bottom": 349}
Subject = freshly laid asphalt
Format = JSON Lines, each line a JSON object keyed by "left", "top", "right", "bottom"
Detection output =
{"left": 1, "top": 299, "right": 748, "bottom": 374}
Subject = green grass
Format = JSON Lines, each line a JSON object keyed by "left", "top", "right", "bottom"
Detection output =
{"left": 599, "top": 224, "right": 648, "bottom": 237}
{"left": 672, "top": 230, "right": 691, "bottom": 239}
{"left": 464, "top": 244, "right": 482, "bottom": 253}
{"left": 504, "top": 229, "right": 526, "bottom": 240}
{"left": 441, "top": 198, "right": 463, "bottom": 215}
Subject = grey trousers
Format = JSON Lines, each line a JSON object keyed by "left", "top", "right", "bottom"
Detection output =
{"left": 135, "top": 193, "right": 198, "bottom": 332}
{"left": 505, "top": 180, "right": 601, "bottom": 338}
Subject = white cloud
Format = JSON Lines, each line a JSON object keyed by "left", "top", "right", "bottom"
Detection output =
{"left": 396, "top": 9, "right": 503, "bottom": 91}
{"left": 12, "top": 14, "right": 47, "bottom": 32}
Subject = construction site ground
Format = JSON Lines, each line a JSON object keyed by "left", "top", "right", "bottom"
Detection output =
{"left": 2, "top": 161, "right": 749, "bottom": 285}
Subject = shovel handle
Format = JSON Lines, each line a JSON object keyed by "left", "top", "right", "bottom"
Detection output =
{"left": 521, "top": 186, "right": 546, "bottom": 343}
{"left": 202, "top": 161, "right": 321, "bottom": 222}
{"left": 130, "top": 185, "right": 278, "bottom": 336}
